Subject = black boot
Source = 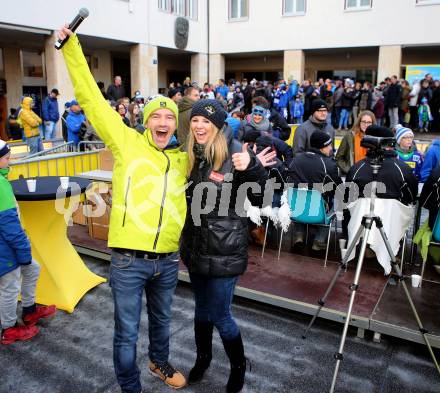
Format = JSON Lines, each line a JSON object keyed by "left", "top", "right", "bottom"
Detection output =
{"left": 222, "top": 333, "right": 246, "bottom": 393}
{"left": 188, "top": 321, "right": 214, "bottom": 384}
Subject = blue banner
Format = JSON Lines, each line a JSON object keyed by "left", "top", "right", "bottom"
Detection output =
{"left": 405, "top": 65, "right": 440, "bottom": 86}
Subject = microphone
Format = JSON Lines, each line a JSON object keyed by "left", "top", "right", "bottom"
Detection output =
{"left": 54, "top": 7, "right": 89, "bottom": 50}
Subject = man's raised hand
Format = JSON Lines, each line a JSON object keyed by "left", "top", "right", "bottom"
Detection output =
{"left": 256, "top": 147, "right": 277, "bottom": 168}
{"left": 57, "top": 25, "right": 73, "bottom": 42}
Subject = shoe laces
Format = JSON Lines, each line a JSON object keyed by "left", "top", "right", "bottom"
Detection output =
{"left": 156, "top": 362, "right": 177, "bottom": 378}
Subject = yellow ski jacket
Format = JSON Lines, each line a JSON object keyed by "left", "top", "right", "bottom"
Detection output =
{"left": 62, "top": 35, "right": 188, "bottom": 253}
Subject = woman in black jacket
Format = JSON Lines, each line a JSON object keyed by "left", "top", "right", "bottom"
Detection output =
{"left": 181, "top": 99, "right": 274, "bottom": 393}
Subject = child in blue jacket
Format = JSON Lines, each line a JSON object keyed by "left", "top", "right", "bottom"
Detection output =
{"left": 0, "top": 140, "right": 56, "bottom": 345}
{"left": 290, "top": 95, "right": 304, "bottom": 124}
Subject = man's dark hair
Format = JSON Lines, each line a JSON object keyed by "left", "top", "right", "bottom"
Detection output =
{"left": 385, "top": 77, "right": 391, "bottom": 82}
{"left": 251, "top": 96, "right": 270, "bottom": 109}
{"left": 97, "top": 81, "right": 105, "bottom": 89}
{"left": 219, "top": 79, "right": 225, "bottom": 84}
{"left": 10, "top": 108, "right": 17, "bottom": 115}
{"left": 51, "top": 88, "right": 59, "bottom": 95}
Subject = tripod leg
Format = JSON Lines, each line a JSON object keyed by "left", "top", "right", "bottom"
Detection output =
{"left": 302, "top": 224, "right": 364, "bottom": 339}
{"left": 376, "top": 224, "right": 440, "bottom": 375}
{"left": 330, "top": 225, "right": 372, "bottom": 393}
{"left": 261, "top": 218, "right": 270, "bottom": 258}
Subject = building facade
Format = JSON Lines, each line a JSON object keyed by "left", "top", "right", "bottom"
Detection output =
{"left": 0, "top": 0, "right": 439, "bottom": 139}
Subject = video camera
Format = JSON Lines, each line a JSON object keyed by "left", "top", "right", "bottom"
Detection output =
{"left": 361, "top": 135, "right": 396, "bottom": 165}
{"left": 360, "top": 135, "right": 396, "bottom": 151}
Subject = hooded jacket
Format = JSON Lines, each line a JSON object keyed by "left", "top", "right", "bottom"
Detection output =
{"left": 18, "top": 97, "right": 42, "bottom": 138}
{"left": 42, "top": 96, "right": 60, "bottom": 122}
{"left": 180, "top": 126, "right": 267, "bottom": 277}
{"left": 62, "top": 35, "right": 188, "bottom": 253}
{"left": 0, "top": 168, "right": 32, "bottom": 277}
{"left": 66, "top": 110, "right": 86, "bottom": 146}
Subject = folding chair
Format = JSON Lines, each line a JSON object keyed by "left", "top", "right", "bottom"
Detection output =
{"left": 277, "top": 187, "right": 337, "bottom": 267}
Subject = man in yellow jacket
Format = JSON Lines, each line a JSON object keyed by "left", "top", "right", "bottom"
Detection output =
{"left": 18, "top": 97, "right": 43, "bottom": 155}
{"left": 59, "top": 27, "right": 188, "bottom": 391}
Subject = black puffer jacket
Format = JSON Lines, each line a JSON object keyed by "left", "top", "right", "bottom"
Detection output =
{"left": 287, "top": 149, "right": 342, "bottom": 207}
{"left": 345, "top": 151, "right": 418, "bottom": 206}
{"left": 181, "top": 127, "right": 267, "bottom": 277}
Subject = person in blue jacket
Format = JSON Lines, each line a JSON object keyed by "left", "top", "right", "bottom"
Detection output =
{"left": 273, "top": 84, "right": 289, "bottom": 119}
{"left": 42, "top": 88, "right": 60, "bottom": 140}
{"left": 420, "top": 139, "right": 440, "bottom": 182}
{"left": 66, "top": 100, "right": 86, "bottom": 147}
{"left": 290, "top": 94, "right": 305, "bottom": 124}
{"left": 0, "top": 140, "right": 56, "bottom": 345}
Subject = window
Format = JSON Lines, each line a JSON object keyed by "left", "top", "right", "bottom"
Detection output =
{"left": 283, "top": 0, "right": 306, "bottom": 15}
{"left": 22, "top": 51, "right": 44, "bottom": 78}
{"left": 229, "top": 0, "right": 248, "bottom": 20}
{"left": 158, "top": 0, "right": 170, "bottom": 11}
{"left": 158, "top": 0, "right": 197, "bottom": 19}
{"left": 171, "top": 0, "right": 185, "bottom": 15}
{"left": 345, "top": 0, "right": 372, "bottom": 10}
{"left": 187, "top": 0, "right": 198, "bottom": 19}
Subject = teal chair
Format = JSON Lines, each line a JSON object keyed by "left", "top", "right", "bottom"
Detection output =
{"left": 277, "top": 187, "right": 337, "bottom": 267}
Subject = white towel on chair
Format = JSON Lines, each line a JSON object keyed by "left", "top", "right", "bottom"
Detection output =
{"left": 347, "top": 198, "right": 414, "bottom": 275}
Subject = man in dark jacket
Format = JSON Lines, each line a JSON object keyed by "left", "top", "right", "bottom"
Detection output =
{"left": 287, "top": 131, "right": 342, "bottom": 250}
{"left": 293, "top": 99, "right": 335, "bottom": 155}
{"left": 177, "top": 86, "right": 200, "bottom": 146}
{"left": 5, "top": 109, "right": 23, "bottom": 140}
{"left": 106, "top": 76, "right": 125, "bottom": 102}
{"left": 346, "top": 125, "right": 418, "bottom": 206}
{"left": 385, "top": 75, "right": 402, "bottom": 128}
{"left": 42, "top": 88, "right": 60, "bottom": 140}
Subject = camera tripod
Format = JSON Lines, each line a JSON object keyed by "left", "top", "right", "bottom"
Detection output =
{"left": 302, "top": 160, "right": 440, "bottom": 393}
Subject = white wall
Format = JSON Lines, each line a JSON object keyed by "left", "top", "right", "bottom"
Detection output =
{"left": 0, "top": 0, "right": 208, "bottom": 52}
{"left": 0, "top": 0, "right": 148, "bottom": 43}
{"left": 209, "top": 0, "right": 440, "bottom": 54}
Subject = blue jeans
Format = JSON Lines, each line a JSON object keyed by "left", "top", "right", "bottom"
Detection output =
{"left": 339, "top": 108, "right": 349, "bottom": 129}
{"left": 190, "top": 274, "right": 240, "bottom": 341}
{"left": 26, "top": 136, "right": 43, "bottom": 155}
{"left": 44, "top": 121, "right": 57, "bottom": 140}
{"left": 110, "top": 250, "right": 180, "bottom": 393}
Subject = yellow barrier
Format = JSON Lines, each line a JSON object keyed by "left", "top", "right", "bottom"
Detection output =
{"left": 9, "top": 151, "right": 101, "bottom": 180}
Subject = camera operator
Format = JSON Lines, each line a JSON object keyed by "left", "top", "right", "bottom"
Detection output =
{"left": 346, "top": 125, "right": 418, "bottom": 206}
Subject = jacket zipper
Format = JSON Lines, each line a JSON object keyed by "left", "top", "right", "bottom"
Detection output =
{"left": 122, "top": 176, "right": 131, "bottom": 227}
{"left": 153, "top": 152, "right": 170, "bottom": 251}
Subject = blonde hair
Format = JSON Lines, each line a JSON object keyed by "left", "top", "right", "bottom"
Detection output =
{"left": 187, "top": 122, "right": 228, "bottom": 175}
{"left": 352, "top": 110, "right": 376, "bottom": 134}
